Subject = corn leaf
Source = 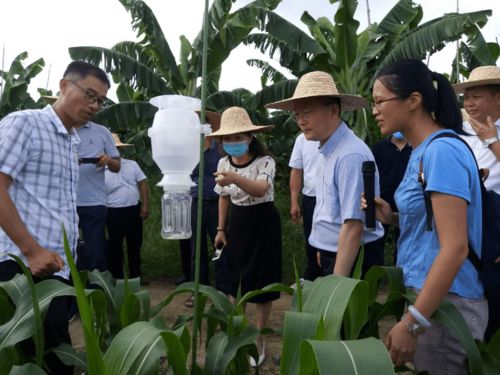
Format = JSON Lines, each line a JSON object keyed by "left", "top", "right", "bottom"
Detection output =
{"left": 280, "top": 311, "right": 324, "bottom": 375}
{"left": 299, "top": 338, "right": 395, "bottom": 374}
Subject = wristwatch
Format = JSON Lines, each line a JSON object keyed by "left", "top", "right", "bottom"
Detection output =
{"left": 402, "top": 314, "right": 427, "bottom": 337}
{"left": 482, "top": 136, "right": 499, "bottom": 148}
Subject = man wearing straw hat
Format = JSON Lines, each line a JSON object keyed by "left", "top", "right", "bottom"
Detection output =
{"left": 454, "top": 66, "right": 500, "bottom": 193}
{"left": 105, "top": 134, "right": 148, "bottom": 280}
{"left": 454, "top": 65, "right": 500, "bottom": 340}
{"left": 267, "top": 71, "right": 383, "bottom": 277}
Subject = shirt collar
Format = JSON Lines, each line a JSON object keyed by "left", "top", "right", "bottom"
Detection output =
{"left": 319, "top": 121, "right": 348, "bottom": 156}
{"left": 43, "top": 105, "right": 80, "bottom": 145}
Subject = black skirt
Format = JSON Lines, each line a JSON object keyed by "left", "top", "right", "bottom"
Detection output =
{"left": 225, "top": 201, "right": 282, "bottom": 303}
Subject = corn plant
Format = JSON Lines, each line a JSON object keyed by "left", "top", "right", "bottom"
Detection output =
{"left": 280, "top": 263, "right": 500, "bottom": 375}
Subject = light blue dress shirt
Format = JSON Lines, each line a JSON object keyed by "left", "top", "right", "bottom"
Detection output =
{"left": 309, "top": 122, "right": 384, "bottom": 252}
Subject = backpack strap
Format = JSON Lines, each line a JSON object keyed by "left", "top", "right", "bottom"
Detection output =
{"left": 420, "top": 132, "right": 483, "bottom": 273}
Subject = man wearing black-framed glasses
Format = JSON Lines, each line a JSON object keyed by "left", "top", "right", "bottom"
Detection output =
{"left": 0, "top": 60, "right": 113, "bottom": 374}
{"left": 60, "top": 61, "right": 121, "bottom": 277}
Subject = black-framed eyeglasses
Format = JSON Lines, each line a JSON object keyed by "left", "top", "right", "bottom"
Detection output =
{"left": 292, "top": 103, "right": 334, "bottom": 122}
{"left": 69, "top": 80, "right": 109, "bottom": 108}
{"left": 371, "top": 96, "right": 400, "bottom": 110}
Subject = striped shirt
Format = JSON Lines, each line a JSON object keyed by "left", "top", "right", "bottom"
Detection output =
{"left": 0, "top": 106, "right": 80, "bottom": 278}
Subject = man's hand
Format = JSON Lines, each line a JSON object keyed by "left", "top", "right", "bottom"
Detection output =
{"left": 469, "top": 116, "right": 498, "bottom": 141}
{"left": 290, "top": 202, "right": 301, "bottom": 224}
{"left": 140, "top": 205, "right": 149, "bottom": 220}
{"left": 97, "top": 153, "right": 111, "bottom": 167}
{"left": 25, "top": 246, "right": 65, "bottom": 278}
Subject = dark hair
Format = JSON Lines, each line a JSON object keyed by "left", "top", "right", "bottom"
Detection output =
{"left": 486, "top": 84, "right": 500, "bottom": 95}
{"left": 63, "top": 61, "right": 110, "bottom": 88}
{"left": 248, "top": 134, "right": 273, "bottom": 158}
{"left": 376, "top": 59, "right": 464, "bottom": 134}
{"left": 317, "top": 96, "right": 341, "bottom": 114}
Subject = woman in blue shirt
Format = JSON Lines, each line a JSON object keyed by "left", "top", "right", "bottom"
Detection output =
{"left": 367, "top": 59, "right": 487, "bottom": 374}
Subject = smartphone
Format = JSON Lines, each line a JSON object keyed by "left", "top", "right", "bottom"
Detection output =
{"left": 212, "top": 244, "right": 224, "bottom": 261}
{"left": 79, "top": 157, "right": 100, "bottom": 164}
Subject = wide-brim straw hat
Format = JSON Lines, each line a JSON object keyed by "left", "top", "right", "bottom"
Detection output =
{"left": 112, "top": 133, "right": 133, "bottom": 147}
{"left": 453, "top": 66, "right": 500, "bottom": 93}
{"left": 265, "top": 71, "right": 368, "bottom": 112}
{"left": 196, "top": 110, "right": 221, "bottom": 132}
{"left": 206, "top": 107, "right": 274, "bottom": 137}
{"left": 41, "top": 95, "right": 58, "bottom": 104}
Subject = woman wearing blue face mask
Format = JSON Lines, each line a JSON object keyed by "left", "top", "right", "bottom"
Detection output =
{"left": 207, "top": 106, "right": 281, "bottom": 368}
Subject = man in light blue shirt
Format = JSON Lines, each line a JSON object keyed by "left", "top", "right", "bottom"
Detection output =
{"left": 268, "top": 71, "right": 383, "bottom": 276}
{"left": 0, "top": 60, "right": 111, "bottom": 374}
{"left": 76, "top": 120, "right": 120, "bottom": 272}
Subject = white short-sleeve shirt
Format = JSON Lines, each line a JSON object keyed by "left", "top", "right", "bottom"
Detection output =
{"left": 214, "top": 155, "right": 275, "bottom": 206}
{"left": 288, "top": 133, "right": 320, "bottom": 197}
{"left": 460, "top": 119, "right": 500, "bottom": 194}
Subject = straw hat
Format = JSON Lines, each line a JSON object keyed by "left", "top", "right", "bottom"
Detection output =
{"left": 206, "top": 107, "right": 274, "bottom": 137}
{"left": 453, "top": 66, "right": 500, "bottom": 93}
{"left": 112, "top": 133, "right": 133, "bottom": 147}
{"left": 196, "top": 110, "right": 222, "bottom": 132}
{"left": 265, "top": 71, "right": 368, "bottom": 111}
{"left": 41, "top": 95, "right": 58, "bottom": 104}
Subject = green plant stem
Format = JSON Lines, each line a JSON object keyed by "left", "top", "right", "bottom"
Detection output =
{"left": 191, "top": 0, "right": 209, "bottom": 370}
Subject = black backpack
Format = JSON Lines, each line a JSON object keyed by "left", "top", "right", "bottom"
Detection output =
{"left": 419, "top": 132, "right": 500, "bottom": 290}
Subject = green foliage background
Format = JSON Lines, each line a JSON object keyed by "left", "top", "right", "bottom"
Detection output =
{"left": 140, "top": 166, "right": 306, "bottom": 284}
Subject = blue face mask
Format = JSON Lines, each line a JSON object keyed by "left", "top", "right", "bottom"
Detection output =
{"left": 223, "top": 141, "right": 249, "bottom": 157}
{"left": 392, "top": 131, "right": 405, "bottom": 140}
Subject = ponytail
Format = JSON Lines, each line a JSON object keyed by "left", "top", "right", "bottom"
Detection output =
{"left": 431, "top": 72, "right": 464, "bottom": 134}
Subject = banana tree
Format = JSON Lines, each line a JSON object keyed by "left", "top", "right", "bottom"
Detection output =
{"left": 0, "top": 52, "right": 46, "bottom": 119}
{"left": 244, "top": 0, "right": 493, "bottom": 143}
{"left": 450, "top": 25, "right": 500, "bottom": 83}
{"left": 68, "top": 0, "right": 282, "bottom": 141}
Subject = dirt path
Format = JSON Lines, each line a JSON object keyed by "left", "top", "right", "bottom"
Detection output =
{"left": 69, "top": 279, "right": 292, "bottom": 374}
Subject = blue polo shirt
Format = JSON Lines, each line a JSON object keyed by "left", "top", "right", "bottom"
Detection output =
{"left": 309, "top": 122, "right": 384, "bottom": 252}
{"left": 395, "top": 130, "right": 483, "bottom": 299}
{"left": 76, "top": 122, "right": 119, "bottom": 206}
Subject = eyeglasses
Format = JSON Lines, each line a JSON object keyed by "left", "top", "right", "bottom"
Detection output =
{"left": 371, "top": 96, "right": 400, "bottom": 110}
{"left": 292, "top": 104, "right": 333, "bottom": 122}
{"left": 69, "top": 80, "right": 109, "bottom": 108}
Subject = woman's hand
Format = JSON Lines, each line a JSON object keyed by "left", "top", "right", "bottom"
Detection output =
{"left": 214, "top": 171, "right": 239, "bottom": 186}
{"left": 214, "top": 230, "right": 227, "bottom": 249}
{"left": 385, "top": 320, "right": 418, "bottom": 366}
{"left": 361, "top": 193, "right": 394, "bottom": 225}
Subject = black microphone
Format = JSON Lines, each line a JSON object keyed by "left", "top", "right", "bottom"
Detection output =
{"left": 362, "top": 161, "right": 376, "bottom": 230}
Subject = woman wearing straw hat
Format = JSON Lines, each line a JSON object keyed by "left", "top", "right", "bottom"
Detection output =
{"left": 266, "top": 71, "right": 384, "bottom": 278}
{"left": 207, "top": 106, "right": 280, "bottom": 367}
{"left": 364, "top": 59, "right": 487, "bottom": 374}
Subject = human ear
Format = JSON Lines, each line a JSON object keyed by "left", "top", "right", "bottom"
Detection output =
{"left": 407, "top": 92, "right": 422, "bottom": 111}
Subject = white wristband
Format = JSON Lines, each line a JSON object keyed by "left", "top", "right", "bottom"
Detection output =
{"left": 408, "top": 305, "right": 431, "bottom": 328}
